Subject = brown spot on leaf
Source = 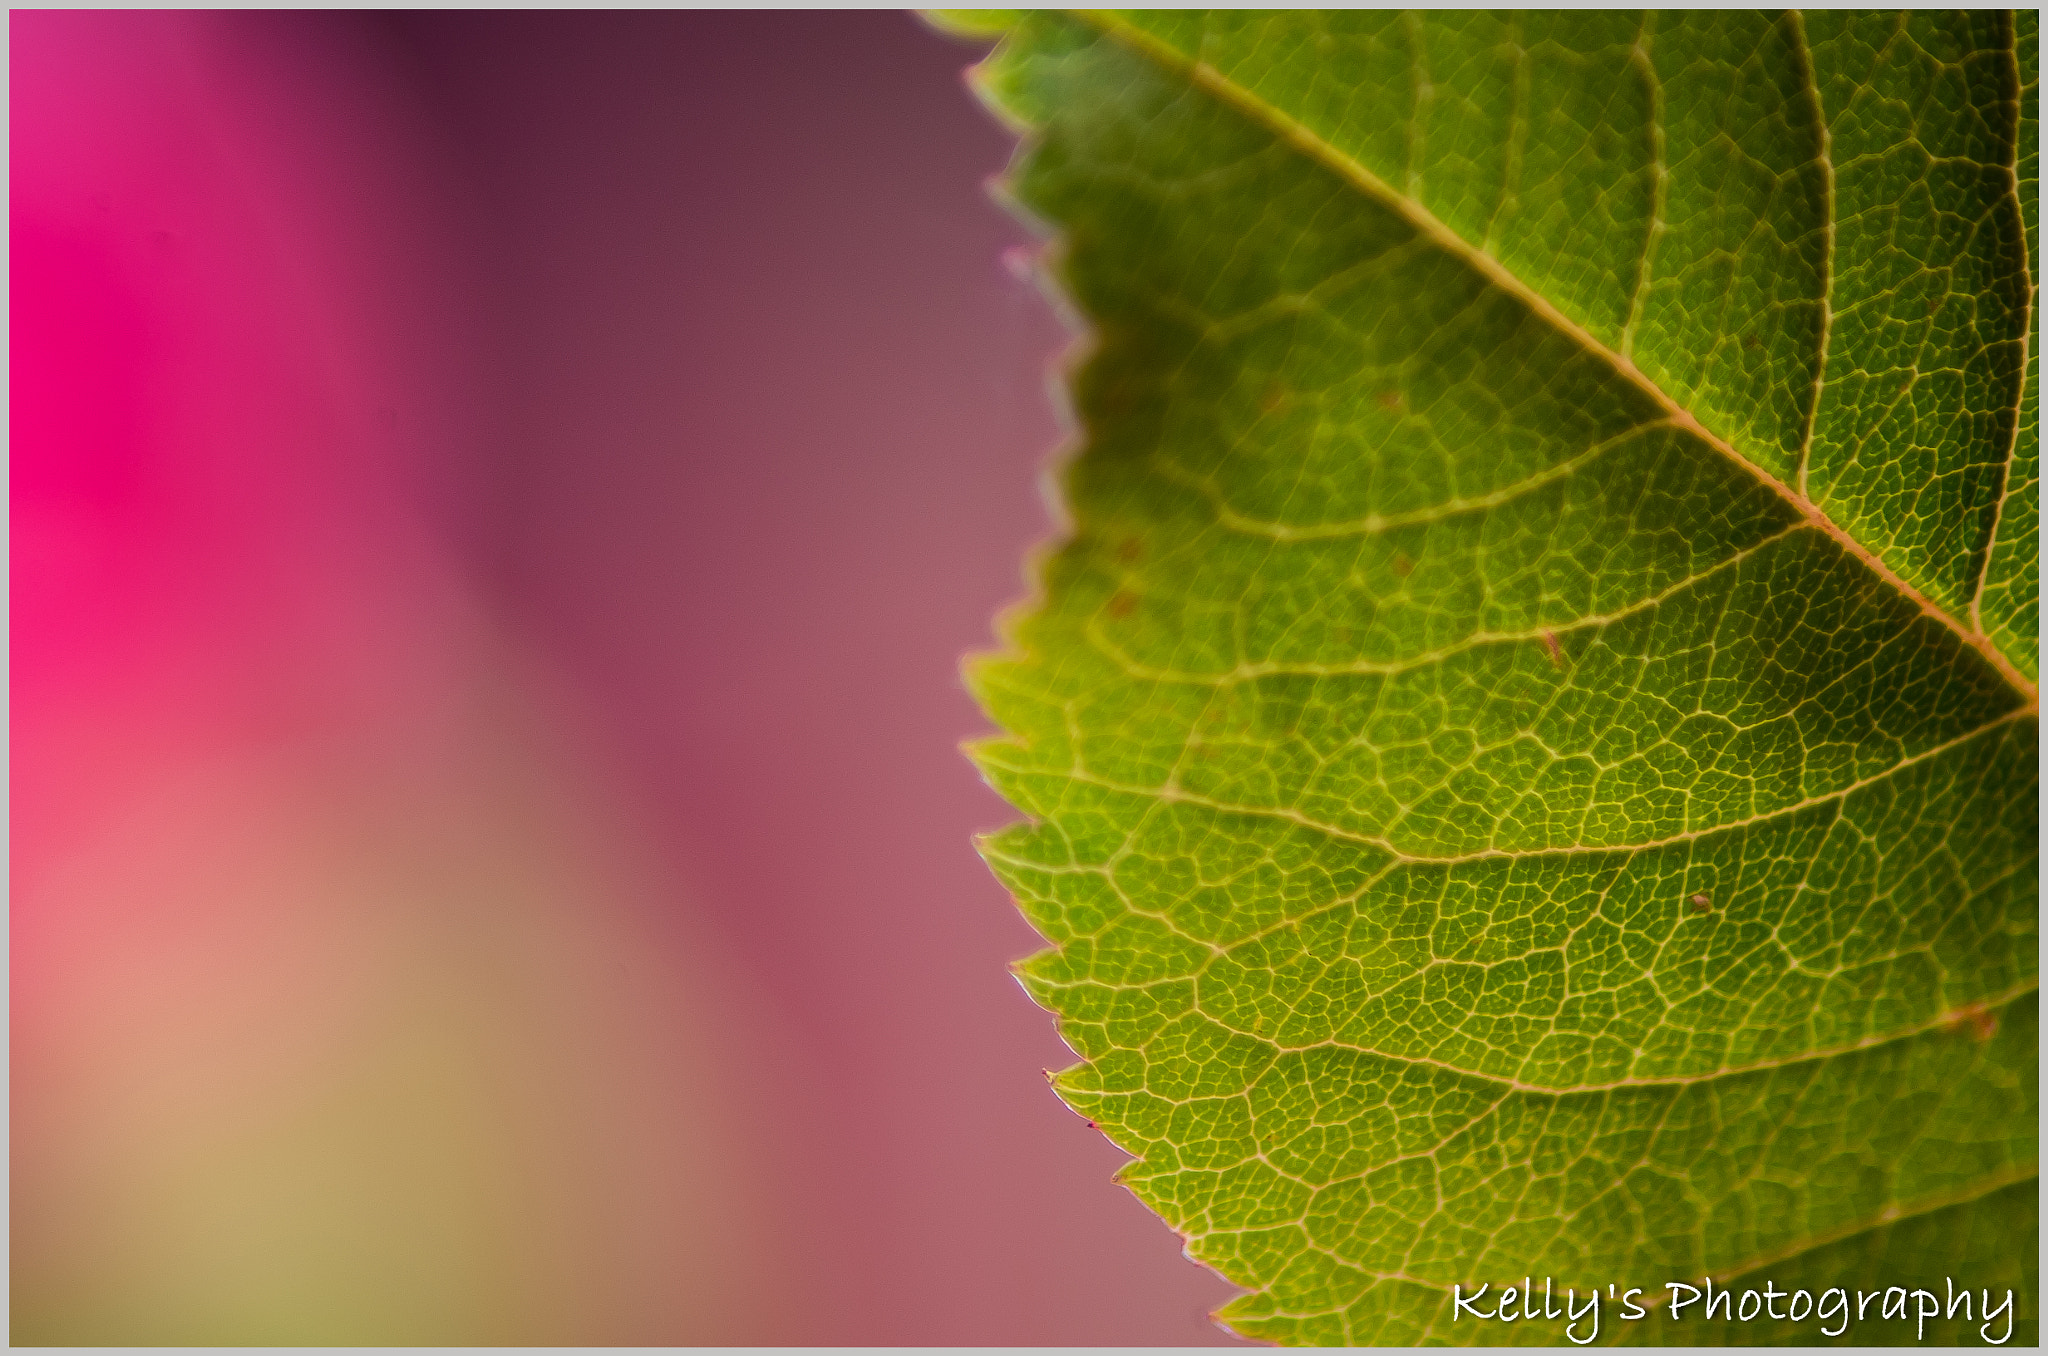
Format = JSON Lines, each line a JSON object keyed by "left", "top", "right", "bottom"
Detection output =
{"left": 1945, "top": 1002, "right": 1998, "bottom": 1042}
{"left": 1392, "top": 552, "right": 1414, "bottom": 578}
{"left": 1690, "top": 892, "right": 1712, "bottom": 912}
{"left": 1376, "top": 389, "right": 1403, "bottom": 412}
{"left": 1107, "top": 591, "right": 1137, "bottom": 619}
{"left": 1540, "top": 631, "right": 1564, "bottom": 667}
{"left": 1115, "top": 536, "right": 1143, "bottom": 564}
{"left": 1259, "top": 382, "right": 1291, "bottom": 414}
{"left": 1742, "top": 333, "right": 1760, "bottom": 351}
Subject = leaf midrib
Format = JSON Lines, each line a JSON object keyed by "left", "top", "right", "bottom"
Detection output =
{"left": 1074, "top": 9, "right": 2040, "bottom": 712}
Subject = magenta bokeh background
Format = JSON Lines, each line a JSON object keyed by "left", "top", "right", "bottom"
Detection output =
{"left": 13, "top": 10, "right": 1238, "bottom": 1344}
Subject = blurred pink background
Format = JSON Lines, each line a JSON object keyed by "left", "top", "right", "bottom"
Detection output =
{"left": 11, "top": 10, "right": 1240, "bottom": 1344}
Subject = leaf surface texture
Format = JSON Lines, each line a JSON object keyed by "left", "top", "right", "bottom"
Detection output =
{"left": 954, "top": 10, "right": 2038, "bottom": 1344}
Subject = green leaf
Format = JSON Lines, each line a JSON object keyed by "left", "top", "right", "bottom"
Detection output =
{"left": 954, "top": 10, "right": 2038, "bottom": 1346}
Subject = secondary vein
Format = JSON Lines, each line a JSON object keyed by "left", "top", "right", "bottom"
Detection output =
{"left": 1788, "top": 9, "right": 1834, "bottom": 505}
{"left": 1969, "top": 12, "right": 2034, "bottom": 636}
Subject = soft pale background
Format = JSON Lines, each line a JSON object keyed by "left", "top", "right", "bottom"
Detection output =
{"left": 11, "top": 10, "right": 1239, "bottom": 1343}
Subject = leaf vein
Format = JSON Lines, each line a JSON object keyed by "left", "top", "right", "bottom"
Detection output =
{"left": 1025, "top": 704, "right": 2030, "bottom": 865}
{"left": 1083, "top": 519, "right": 1801, "bottom": 684}
{"left": 1788, "top": 9, "right": 1834, "bottom": 503}
{"left": 1969, "top": 10, "right": 2034, "bottom": 636}
{"left": 1073, "top": 7, "right": 2038, "bottom": 710}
